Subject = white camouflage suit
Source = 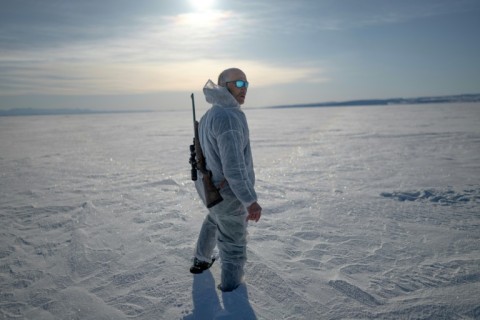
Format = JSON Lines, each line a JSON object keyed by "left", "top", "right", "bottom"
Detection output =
{"left": 194, "top": 79, "right": 257, "bottom": 291}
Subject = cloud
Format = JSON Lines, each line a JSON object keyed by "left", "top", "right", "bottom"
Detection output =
{"left": 0, "top": 58, "right": 325, "bottom": 95}
{"left": 15, "top": 1, "right": 447, "bottom": 99}
{"left": 0, "top": 2, "right": 327, "bottom": 97}
{"left": 242, "top": 0, "right": 479, "bottom": 33}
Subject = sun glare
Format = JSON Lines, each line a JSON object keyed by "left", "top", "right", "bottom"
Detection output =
{"left": 175, "top": 0, "right": 224, "bottom": 28}
{"left": 190, "top": 0, "right": 215, "bottom": 11}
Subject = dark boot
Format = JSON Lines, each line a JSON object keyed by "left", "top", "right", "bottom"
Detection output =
{"left": 189, "top": 257, "right": 216, "bottom": 274}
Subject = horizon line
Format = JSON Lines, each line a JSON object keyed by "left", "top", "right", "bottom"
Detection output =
{"left": 1, "top": 93, "right": 479, "bottom": 116}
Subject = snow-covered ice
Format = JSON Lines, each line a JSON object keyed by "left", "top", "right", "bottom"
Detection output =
{"left": 1, "top": 103, "right": 479, "bottom": 319}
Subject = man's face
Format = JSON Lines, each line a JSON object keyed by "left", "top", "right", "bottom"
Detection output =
{"left": 225, "top": 70, "right": 248, "bottom": 105}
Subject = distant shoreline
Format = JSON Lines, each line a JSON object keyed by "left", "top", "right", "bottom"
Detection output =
{"left": 1, "top": 93, "right": 479, "bottom": 116}
{"left": 265, "top": 93, "right": 480, "bottom": 109}
{"left": 0, "top": 108, "right": 153, "bottom": 117}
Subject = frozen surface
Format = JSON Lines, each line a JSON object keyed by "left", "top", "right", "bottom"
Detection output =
{"left": 1, "top": 103, "right": 479, "bottom": 319}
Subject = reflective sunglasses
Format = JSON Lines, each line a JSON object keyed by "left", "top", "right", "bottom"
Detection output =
{"left": 226, "top": 80, "right": 249, "bottom": 88}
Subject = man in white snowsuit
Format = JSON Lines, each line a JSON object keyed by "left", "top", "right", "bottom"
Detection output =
{"left": 191, "top": 68, "right": 262, "bottom": 292}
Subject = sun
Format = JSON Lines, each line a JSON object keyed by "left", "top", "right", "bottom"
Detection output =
{"left": 190, "top": 0, "right": 215, "bottom": 11}
{"left": 173, "top": 0, "right": 227, "bottom": 30}
{"left": 175, "top": 0, "right": 228, "bottom": 29}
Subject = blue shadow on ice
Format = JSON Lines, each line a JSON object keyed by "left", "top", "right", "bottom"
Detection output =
{"left": 380, "top": 186, "right": 479, "bottom": 206}
{"left": 221, "top": 284, "right": 257, "bottom": 320}
{"left": 183, "top": 270, "right": 257, "bottom": 319}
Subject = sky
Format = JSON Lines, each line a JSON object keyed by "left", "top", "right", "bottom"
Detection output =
{"left": 0, "top": 0, "right": 479, "bottom": 111}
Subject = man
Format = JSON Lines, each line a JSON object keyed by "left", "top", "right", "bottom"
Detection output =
{"left": 190, "top": 68, "right": 262, "bottom": 292}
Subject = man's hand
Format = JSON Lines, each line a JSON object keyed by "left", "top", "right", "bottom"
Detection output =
{"left": 246, "top": 202, "right": 262, "bottom": 222}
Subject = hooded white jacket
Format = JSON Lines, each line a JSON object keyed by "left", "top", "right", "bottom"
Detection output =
{"left": 195, "top": 80, "right": 257, "bottom": 208}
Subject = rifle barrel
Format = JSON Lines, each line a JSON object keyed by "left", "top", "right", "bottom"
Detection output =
{"left": 190, "top": 93, "right": 196, "bottom": 124}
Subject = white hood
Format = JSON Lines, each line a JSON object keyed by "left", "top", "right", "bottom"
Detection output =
{"left": 203, "top": 79, "right": 240, "bottom": 108}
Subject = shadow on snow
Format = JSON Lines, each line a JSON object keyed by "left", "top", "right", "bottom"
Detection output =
{"left": 183, "top": 270, "right": 257, "bottom": 319}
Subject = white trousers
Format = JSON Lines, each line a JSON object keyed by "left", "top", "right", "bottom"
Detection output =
{"left": 194, "top": 193, "right": 248, "bottom": 291}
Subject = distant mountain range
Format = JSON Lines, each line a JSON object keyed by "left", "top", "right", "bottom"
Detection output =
{"left": 268, "top": 93, "right": 480, "bottom": 109}
{"left": 0, "top": 108, "right": 152, "bottom": 117}
{"left": 1, "top": 94, "right": 479, "bottom": 116}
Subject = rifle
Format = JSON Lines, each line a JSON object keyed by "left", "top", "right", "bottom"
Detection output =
{"left": 189, "top": 93, "right": 223, "bottom": 208}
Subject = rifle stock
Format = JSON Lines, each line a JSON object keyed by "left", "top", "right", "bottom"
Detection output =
{"left": 190, "top": 93, "right": 223, "bottom": 208}
{"left": 202, "top": 171, "right": 224, "bottom": 208}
